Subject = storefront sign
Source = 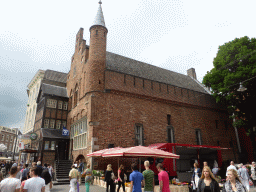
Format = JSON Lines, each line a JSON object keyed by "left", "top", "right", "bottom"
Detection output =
{"left": 62, "top": 127, "right": 69, "bottom": 136}
{"left": 30, "top": 133, "right": 38, "bottom": 140}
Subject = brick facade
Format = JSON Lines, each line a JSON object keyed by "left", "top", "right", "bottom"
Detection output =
{"left": 66, "top": 5, "right": 238, "bottom": 170}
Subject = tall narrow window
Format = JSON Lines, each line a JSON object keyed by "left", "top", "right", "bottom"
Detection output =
{"left": 58, "top": 101, "right": 63, "bottom": 109}
{"left": 74, "top": 90, "right": 78, "bottom": 106}
{"left": 50, "top": 119, "right": 55, "bottom": 129}
{"left": 195, "top": 129, "right": 202, "bottom": 145}
{"left": 135, "top": 124, "right": 144, "bottom": 146}
{"left": 96, "top": 30, "right": 98, "bottom": 35}
{"left": 167, "top": 126, "right": 175, "bottom": 143}
{"left": 44, "top": 119, "right": 49, "bottom": 128}
{"left": 56, "top": 120, "right": 61, "bottom": 129}
{"left": 63, "top": 102, "right": 68, "bottom": 110}
{"left": 167, "top": 114, "right": 171, "bottom": 125}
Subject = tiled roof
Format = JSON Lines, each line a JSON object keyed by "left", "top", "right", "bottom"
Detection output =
{"left": 41, "top": 128, "right": 69, "bottom": 139}
{"left": 41, "top": 83, "right": 68, "bottom": 98}
{"left": 106, "top": 52, "right": 209, "bottom": 94}
{"left": 43, "top": 70, "right": 67, "bottom": 84}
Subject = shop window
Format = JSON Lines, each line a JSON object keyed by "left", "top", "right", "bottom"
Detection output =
{"left": 6, "top": 135, "right": 9, "bottom": 141}
{"left": 51, "top": 141, "right": 55, "bottom": 150}
{"left": 44, "top": 141, "right": 50, "bottom": 150}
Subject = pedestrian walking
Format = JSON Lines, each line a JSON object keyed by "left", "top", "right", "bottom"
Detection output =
{"left": 192, "top": 163, "right": 201, "bottom": 190}
{"left": 37, "top": 161, "right": 43, "bottom": 177}
{"left": 83, "top": 164, "right": 92, "bottom": 192}
{"left": 129, "top": 163, "right": 144, "bottom": 192}
{"left": 223, "top": 169, "right": 247, "bottom": 192}
{"left": 142, "top": 161, "right": 154, "bottom": 192}
{"left": 226, "top": 161, "right": 238, "bottom": 176}
{"left": 78, "top": 159, "right": 84, "bottom": 185}
{"left": 22, "top": 164, "right": 30, "bottom": 178}
{"left": 48, "top": 164, "right": 53, "bottom": 179}
{"left": 237, "top": 164, "right": 250, "bottom": 191}
{"left": 41, "top": 167, "right": 52, "bottom": 192}
{"left": 197, "top": 166, "right": 220, "bottom": 192}
{"left": 117, "top": 164, "right": 126, "bottom": 192}
{"left": 23, "top": 167, "right": 45, "bottom": 192}
{"left": 251, "top": 162, "right": 256, "bottom": 186}
{"left": 69, "top": 165, "right": 79, "bottom": 192}
{"left": 157, "top": 163, "right": 170, "bottom": 192}
{"left": 20, "top": 174, "right": 30, "bottom": 192}
{"left": 15, "top": 165, "right": 22, "bottom": 180}
{"left": 105, "top": 164, "right": 115, "bottom": 192}
{"left": 0, "top": 166, "right": 21, "bottom": 192}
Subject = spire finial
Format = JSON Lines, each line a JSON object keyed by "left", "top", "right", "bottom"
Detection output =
{"left": 99, "top": 0, "right": 102, "bottom": 4}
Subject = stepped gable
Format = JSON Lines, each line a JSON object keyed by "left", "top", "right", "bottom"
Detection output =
{"left": 106, "top": 51, "right": 209, "bottom": 94}
{"left": 43, "top": 69, "right": 67, "bottom": 84}
{"left": 41, "top": 83, "right": 68, "bottom": 98}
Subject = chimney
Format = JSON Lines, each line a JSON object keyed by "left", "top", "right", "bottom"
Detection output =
{"left": 187, "top": 68, "right": 197, "bottom": 80}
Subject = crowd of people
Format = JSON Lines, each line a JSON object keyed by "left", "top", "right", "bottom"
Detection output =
{"left": 0, "top": 160, "right": 54, "bottom": 192}
{"left": 192, "top": 161, "right": 256, "bottom": 192}
{"left": 68, "top": 159, "right": 256, "bottom": 192}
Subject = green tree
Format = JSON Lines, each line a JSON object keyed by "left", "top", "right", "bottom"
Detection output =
{"left": 202, "top": 36, "right": 256, "bottom": 134}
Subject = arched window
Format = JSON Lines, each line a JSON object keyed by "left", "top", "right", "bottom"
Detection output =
{"left": 69, "top": 89, "right": 73, "bottom": 110}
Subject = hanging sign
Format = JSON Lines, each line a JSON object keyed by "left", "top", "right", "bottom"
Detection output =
{"left": 30, "top": 133, "right": 38, "bottom": 140}
{"left": 62, "top": 127, "right": 69, "bottom": 136}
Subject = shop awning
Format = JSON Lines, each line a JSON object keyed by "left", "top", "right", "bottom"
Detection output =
{"left": 41, "top": 128, "right": 69, "bottom": 139}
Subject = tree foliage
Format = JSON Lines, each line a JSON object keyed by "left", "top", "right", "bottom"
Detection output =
{"left": 202, "top": 36, "right": 256, "bottom": 133}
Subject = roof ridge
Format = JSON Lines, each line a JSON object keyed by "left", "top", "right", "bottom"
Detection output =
{"left": 42, "top": 83, "right": 67, "bottom": 89}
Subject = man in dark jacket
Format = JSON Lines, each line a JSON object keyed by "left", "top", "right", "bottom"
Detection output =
{"left": 37, "top": 161, "right": 43, "bottom": 177}
{"left": 22, "top": 164, "right": 30, "bottom": 178}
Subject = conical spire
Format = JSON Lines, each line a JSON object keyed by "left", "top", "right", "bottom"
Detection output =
{"left": 91, "top": 0, "right": 106, "bottom": 29}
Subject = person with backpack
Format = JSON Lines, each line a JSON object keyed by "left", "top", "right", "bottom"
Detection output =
{"left": 41, "top": 168, "right": 52, "bottom": 192}
{"left": 104, "top": 164, "right": 115, "bottom": 192}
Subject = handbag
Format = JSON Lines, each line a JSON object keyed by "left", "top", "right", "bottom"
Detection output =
{"left": 111, "top": 172, "right": 115, "bottom": 180}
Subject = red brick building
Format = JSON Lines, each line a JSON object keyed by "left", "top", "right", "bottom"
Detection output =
{"left": 66, "top": 1, "right": 239, "bottom": 171}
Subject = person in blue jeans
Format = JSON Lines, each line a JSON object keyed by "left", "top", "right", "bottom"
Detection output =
{"left": 129, "top": 163, "right": 144, "bottom": 192}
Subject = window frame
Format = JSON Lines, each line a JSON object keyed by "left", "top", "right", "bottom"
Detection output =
{"left": 58, "top": 101, "right": 63, "bottom": 109}
{"left": 46, "top": 99, "right": 57, "bottom": 108}
{"left": 72, "top": 118, "right": 87, "bottom": 150}
{"left": 6, "top": 135, "right": 9, "bottom": 142}
{"left": 56, "top": 120, "right": 62, "bottom": 129}
{"left": 44, "top": 119, "right": 50, "bottom": 128}
{"left": 195, "top": 129, "right": 202, "bottom": 145}
{"left": 63, "top": 102, "right": 68, "bottom": 110}
{"left": 134, "top": 124, "right": 144, "bottom": 146}
{"left": 50, "top": 119, "right": 55, "bottom": 129}
{"left": 167, "top": 125, "right": 175, "bottom": 143}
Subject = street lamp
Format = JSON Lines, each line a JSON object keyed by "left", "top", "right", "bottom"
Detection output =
{"left": 237, "top": 82, "right": 247, "bottom": 92}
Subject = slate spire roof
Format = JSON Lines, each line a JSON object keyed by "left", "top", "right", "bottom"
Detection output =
{"left": 91, "top": 0, "right": 106, "bottom": 29}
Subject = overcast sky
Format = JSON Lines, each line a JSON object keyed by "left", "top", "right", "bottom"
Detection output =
{"left": 0, "top": 0, "right": 255, "bottom": 131}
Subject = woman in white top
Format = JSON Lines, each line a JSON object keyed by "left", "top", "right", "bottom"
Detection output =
{"left": 0, "top": 166, "right": 21, "bottom": 192}
{"left": 192, "top": 163, "right": 201, "bottom": 190}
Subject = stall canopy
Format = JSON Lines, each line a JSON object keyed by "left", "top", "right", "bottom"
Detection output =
{"left": 102, "top": 145, "right": 180, "bottom": 159}
{"left": 87, "top": 147, "right": 123, "bottom": 157}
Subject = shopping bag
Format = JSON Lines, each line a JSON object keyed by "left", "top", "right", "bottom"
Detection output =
{"left": 77, "top": 181, "right": 80, "bottom": 192}
{"left": 191, "top": 181, "right": 196, "bottom": 190}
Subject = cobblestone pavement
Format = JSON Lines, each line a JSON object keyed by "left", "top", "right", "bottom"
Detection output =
{"left": 51, "top": 184, "right": 106, "bottom": 192}
{"left": 50, "top": 184, "right": 256, "bottom": 192}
